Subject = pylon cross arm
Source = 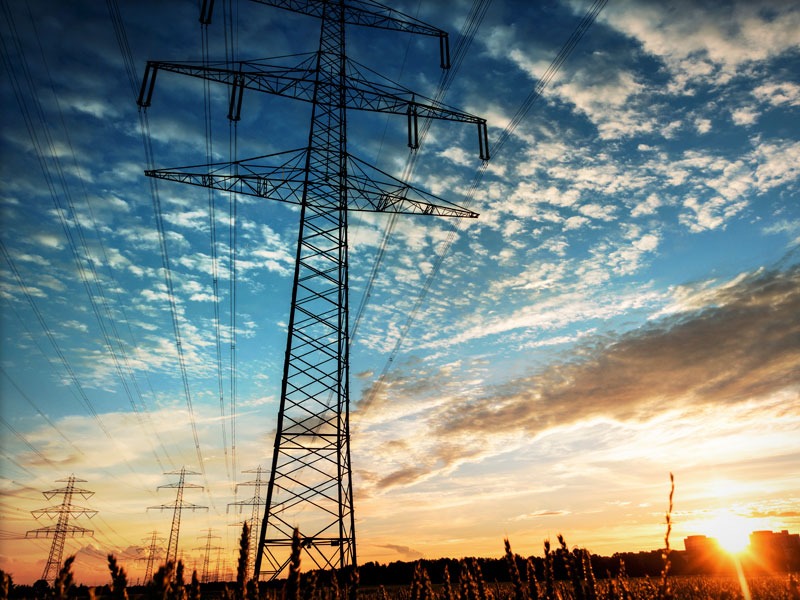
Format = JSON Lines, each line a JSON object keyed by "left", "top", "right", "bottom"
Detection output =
{"left": 43, "top": 488, "right": 94, "bottom": 499}
{"left": 249, "top": 0, "right": 447, "bottom": 39}
{"left": 27, "top": 525, "right": 94, "bottom": 537}
{"left": 145, "top": 152, "right": 478, "bottom": 218}
{"left": 144, "top": 58, "right": 482, "bottom": 122}
{"left": 148, "top": 503, "right": 208, "bottom": 511}
{"left": 345, "top": 154, "right": 478, "bottom": 217}
{"left": 31, "top": 506, "right": 97, "bottom": 519}
{"left": 138, "top": 58, "right": 487, "bottom": 147}
{"left": 138, "top": 60, "right": 316, "bottom": 108}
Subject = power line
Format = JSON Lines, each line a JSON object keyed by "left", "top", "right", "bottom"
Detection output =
{"left": 25, "top": 5, "right": 173, "bottom": 473}
{"left": 0, "top": 416, "right": 58, "bottom": 470}
{"left": 350, "top": 0, "right": 492, "bottom": 345}
{"left": 0, "top": 367, "right": 87, "bottom": 460}
{"left": 102, "top": 0, "right": 215, "bottom": 492}
{"left": 201, "top": 6, "right": 234, "bottom": 486}
{"left": 361, "top": 0, "right": 608, "bottom": 406}
{"left": 1, "top": 0, "right": 177, "bottom": 479}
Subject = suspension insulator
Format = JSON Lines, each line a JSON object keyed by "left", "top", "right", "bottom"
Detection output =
{"left": 228, "top": 74, "right": 245, "bottom": 122}
{"left": 407, "top": 102, "right": 419, "bottom": 150}
{"left": 137, "top": 63, "right": 158, "bottom": 108}
{"left": 199, "top": 0, "right": 215, "bottom": 25}
{"left": 478, "top": 120, "right": 490, "bottom": 161}
{"left": 439, "top": 33, "right": 451, "bottom": 70}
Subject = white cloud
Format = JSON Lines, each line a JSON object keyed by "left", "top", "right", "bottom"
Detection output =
{"left": 32, "top": 233, "right": 64, "bottom": 250}
{"left": 752, "top": 80, "right": 800, "bottom": 107}
{"left": 694, "top": 117, "right": 712, "bottom": 134}
{"left": 731, "top": 106, "right": 758, "bottom": 126}
{"left": 551, "top": 68, "right": 651, "bottom": 140}
{"left": 753, "top": 141, "right": 800, "bottom": 191}
{"left": 631, "top": 192, "right": 662, "bottom": 217}
{"left": 563, "top": 215, "right": 590, "bottom": 230}
{"left": 579, "top": 202, "right": 617, "bottom": 221}
{"left": 605, "top": 0, "right": 800, "bottom": 90}
{"left": 439, "top": 146, "right": 472, "bottom": 167}
{"left": 681, "top": 195, "right": 746, "bottom": 232}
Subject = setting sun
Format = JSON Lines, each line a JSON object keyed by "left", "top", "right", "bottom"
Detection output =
{"left": 701, "top": 511, "right": 761, "bottom": 555}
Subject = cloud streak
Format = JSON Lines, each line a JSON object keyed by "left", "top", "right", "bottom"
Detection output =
{"left": 361, "top": 264, "right": 799, "bottom": 489}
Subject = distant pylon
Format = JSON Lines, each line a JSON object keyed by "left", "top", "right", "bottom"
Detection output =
{"left": 137, "top": 530, "right": 166, "bottom": 583}
{"left": 194, "top": 529, "right": 223, "bottom": 583}
{"left": 227, "top": 466, "right": 267, "bottom": 579}
{"left": 26, "top": 475, "right": 98, "bottom": 584}
{"left": 213, "top": 548, "right": 224, "bottom": 582}
{"left": 138, "top": 0, "right": 487, "bottom": 580}
{"left": 148, "top": 468, "right": 207, "bottom": 565}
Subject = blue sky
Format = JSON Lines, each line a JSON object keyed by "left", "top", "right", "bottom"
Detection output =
{"left": 1, "top": 0, "right": 799, "bottom": 585}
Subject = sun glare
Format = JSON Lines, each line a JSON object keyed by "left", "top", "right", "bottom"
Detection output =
{"left": 702, "top": 511, "right": 754, "bottom": 555}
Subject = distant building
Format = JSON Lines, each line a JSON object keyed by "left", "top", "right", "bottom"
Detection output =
{"left": 684, "top": 535, "right": 720, "bottom": 554}
{"left": 748, "top": 530, "right": 800, "bottom": 572}
{"left": 683, "top": 535, "right": 727, "bottom": 573}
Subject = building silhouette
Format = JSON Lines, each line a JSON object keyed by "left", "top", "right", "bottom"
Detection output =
{"left": 682, "top": 529, "right": 800, "bottom": 573}
{"left": 748, "top": 529, "right": 800, "bottom": 572}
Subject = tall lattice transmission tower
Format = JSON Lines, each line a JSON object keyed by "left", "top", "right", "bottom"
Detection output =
{"left": 26, "top": 476, "right": 97, "bottom": 584}
{"left": 137, "top": 0, "right": 488, "bottom": 580}
{"left": 148, "top": 468, "right": 208, "bottom": 565}
{"left": 194, "top": 529, "right": 223, "bottom": 583}
{"left": 227, "top": 466, "right": 268, "bottom": 579}
{"left": 137, "top": 530, "right": 166, "bottom": 583}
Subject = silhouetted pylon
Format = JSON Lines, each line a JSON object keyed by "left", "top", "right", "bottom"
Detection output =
{"left": 137, "top": 530, "right": 166, "bottom": 583}
{"left": 213, "top": 548, "right": 226, "bottom": 582}
{"left": 138, "top": 0, "right": 487, "bottom": 580}
{"left": 227, "top": 466, "right": 267, "bottom": 579}
{"left": 26, "top": 475, "right": 98, "bottom": 584}
{"left": 194, "top": 529, "right": 223, "bottom": 583}
{"left": 148, "top": 468, "right": 207, "bottom": 565}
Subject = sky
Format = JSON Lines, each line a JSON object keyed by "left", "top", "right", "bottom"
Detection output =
{"left": 1, "top": 0, "right": 799, "bottom": 587}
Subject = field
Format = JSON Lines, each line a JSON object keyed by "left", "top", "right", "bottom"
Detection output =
{"left": 2, "top": 530, "right": 798, "bottom": 600}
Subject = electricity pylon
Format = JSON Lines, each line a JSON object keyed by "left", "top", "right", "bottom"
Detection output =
{"left": 194, "top": 529, "right": 223, "bottom": 583}
{"left": 137, "top": 530, "right": 166, "bottom": 583}
{"left": 26, "top": 475, "right": 97, "bottom": 584}
{"left": 213, "top": 550, "right": 226, "bottom": 582}
{"left": 148, "top": 468, "right": 207, "bottom": 565}
{"left": 138, "top": 0, "right": 488, "bottom": 580}
{"left": 227, "top": 466, "right": 268, "bottom": 579}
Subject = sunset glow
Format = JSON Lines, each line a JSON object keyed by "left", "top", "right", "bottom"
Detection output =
{"left": 2, "top": 0, "right": 799, "bottom": 587}
{"left": 700, "top": 511, "right": 759, "bottom": 555}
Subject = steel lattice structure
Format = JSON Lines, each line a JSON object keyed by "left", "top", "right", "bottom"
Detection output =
{"left": 138, "top": 0, "right": 487, "bottom": 580}
{"left": 27, "top": 476, "right": 97, "bottom": 584}
{"left": 194, "top": 530, "right": 223, "bottom": 583}
{"left": 137, "top": 531, "right": 166, "bottom": 583}
{"left": 147, "top": 468, "right": 207, "bottom": 565}
{"left": 227, "top": 467, "right": 268, "bottom": 578}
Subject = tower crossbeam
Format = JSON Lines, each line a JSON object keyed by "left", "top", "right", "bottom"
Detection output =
{"left": 139, "top": 59, "right": 484, "bottom": 122}
{"left": 138, "top": 58, "right": 488, "bottom": 155}
{"left": 145, "top": 152, "right": 478, "bottom": 217}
